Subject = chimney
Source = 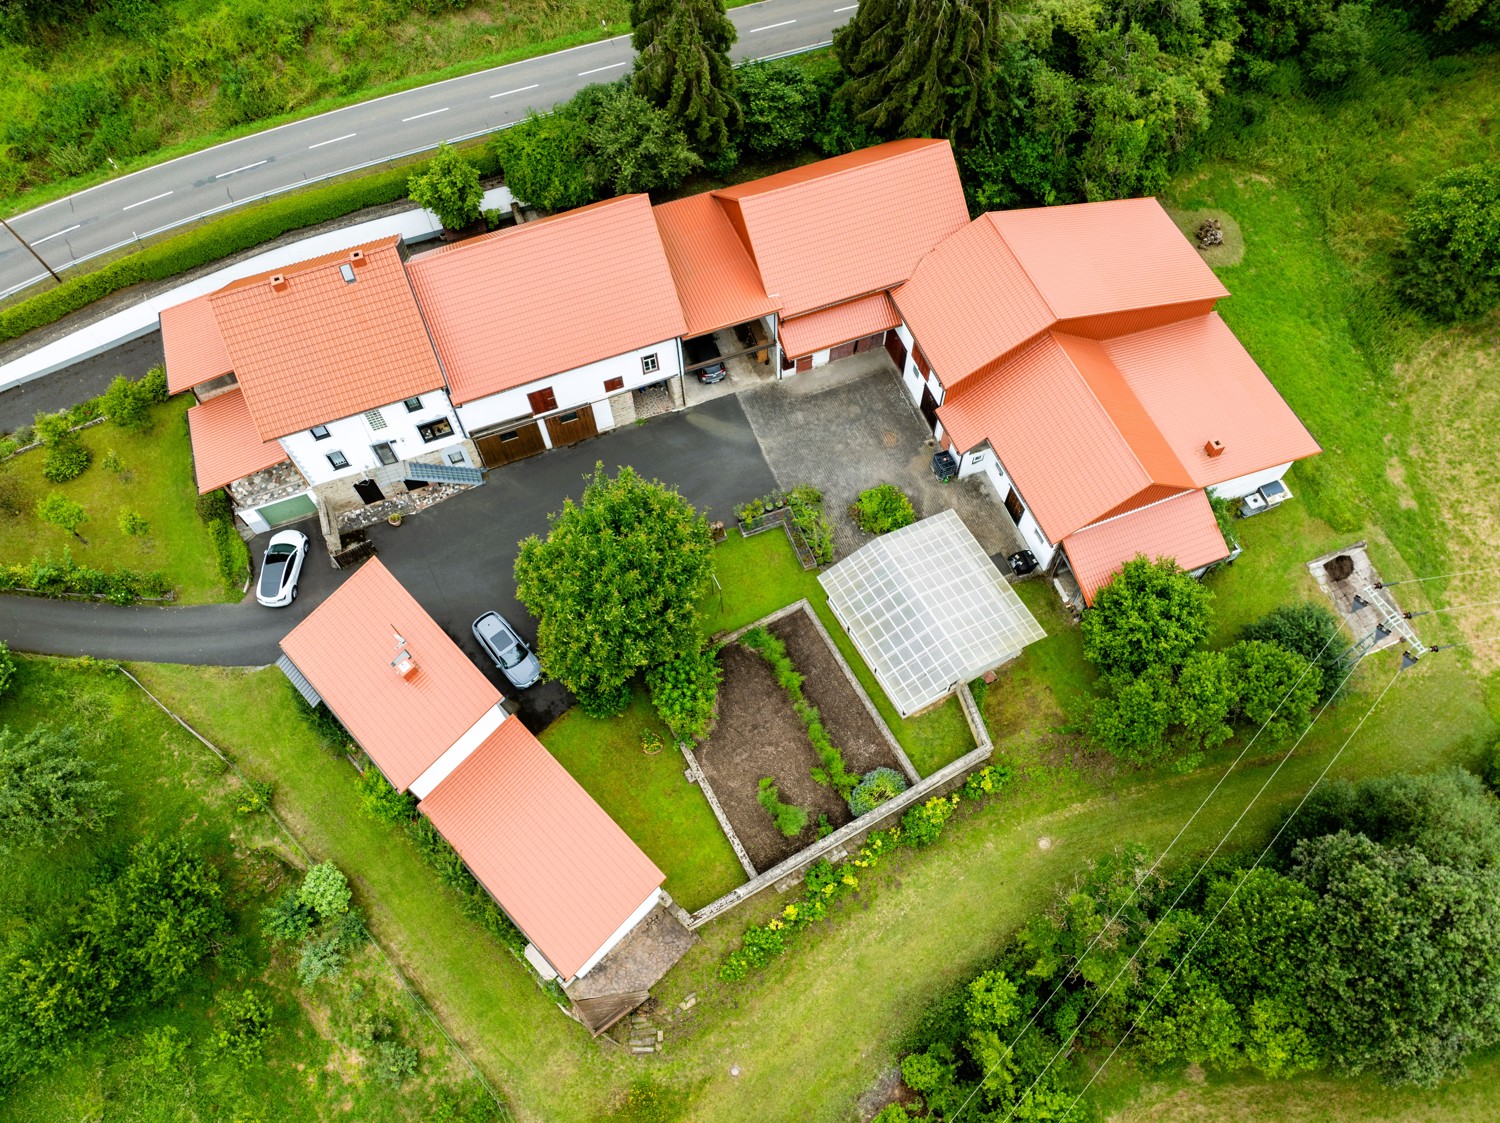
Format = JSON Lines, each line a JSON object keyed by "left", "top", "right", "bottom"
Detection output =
{"left": 270, "top": 274, "right": 288, "bottom": 292}
{"left": 349, "top": 249, "right": 366, "bottom": 266}
{"left": 390, "top": 630, "right": 418, "bottom": 679}
{"left": 1204, "top": 438, "right": 1225, "bottom": 459}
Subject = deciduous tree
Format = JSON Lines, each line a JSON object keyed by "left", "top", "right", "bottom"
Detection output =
{"left": 1081, "top": 556, "right": 1213, "bottom": 678}
{"left": 1225, "top": 639, "right": 1320, "bottom": 743}
{"left": 1400, "top": 159, "right": 1500, "bottom": 321}
{"left": 514, "top": 463, "right": 712, "bottom": 716}
{"left": 0, "top": 725, "right": 116, "bottom": 853}
{"left": 36, "top": 493, "right": 88, "bottom": 540}
{"left": 1241, "top": 600, "right": 1349, "bottom": 702}
{"left": 407, "top": 143, "right": 483, "bottom": 232}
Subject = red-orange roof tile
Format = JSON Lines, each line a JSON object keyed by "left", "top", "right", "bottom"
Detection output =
{"left": 1063, "top": 490, "right": 1230, "bottom": 605}
{"left": 712, "top": 139, "right": 970, "bottom": 318}
{"left": 210, "top": 237, "right": 445, "bottom": 440}
{"left": 418, "top": 718, "right": 664, "bottom": 981}
{"left": 937, "top": 333, "right": 1156, "bottom": 541}
{"left": 160, "top": 294, "right": 233, "bottom": 394}
{"left": 653, "top": 192, "right": 780, "bottom": 338}
{"left": 1103, "top": 313, "right": 1322, "bottom": 487}
{"left": 778, "top": 292, "right": 901, "bottom": 359}
{"left": 408, "top": 195, "right": 687, "bottom": 405}
{"left": 280, "top": 558, "right": 501, "bottom": 793}
{"left": 186, "top": 387, "right": 290, "bottom": 494}
{"left": 892, "top": 214, "right": 1054, "bottom": 387}
{"left": 988, "top": 198, "right": 1228, "bottom": 319}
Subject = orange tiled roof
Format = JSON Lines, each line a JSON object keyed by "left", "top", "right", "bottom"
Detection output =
{"left": 186, "top": 387, "right": 290, "bottom": 494}
{"left": 778, "top": 292, "right": 901, "bottom": 359}
{"left": 160, "top": 294, "right": 233, "bottom": 394}
{"left": 408, "top": 195, "right": 688, "bottom": 405}
{"left": 418, "top": 718, "right": 664, "bottom": 981}
{"left": 1063, "top": 490, "right": 1230, "bottom": 605}
{"left": 210, "top": 237, "right": 446, "bottom": 440}
{"left": 712, "top": 139, "right": 970, "bottom": 318}
{"left": 653, "top": 192, "right": 781, "bottom": 338}
{"left": 280, "top": 558, "right": 502, "bottom": 793}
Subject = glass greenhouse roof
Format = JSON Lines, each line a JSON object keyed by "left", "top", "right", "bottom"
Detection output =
{"left": 819, "top": 509, "right": 1047, "bottom": 716}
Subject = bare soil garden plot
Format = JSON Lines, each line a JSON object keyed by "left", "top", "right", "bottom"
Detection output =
{"left": 696, "top": 609, "right": 907, "bottom": 871}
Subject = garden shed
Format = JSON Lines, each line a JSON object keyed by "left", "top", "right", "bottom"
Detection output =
{"left": 819, "top": 509, "right": 1046, "bottom": 716}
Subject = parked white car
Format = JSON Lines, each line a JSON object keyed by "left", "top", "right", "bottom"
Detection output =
{"left": 472, "top": 611, "right": 542, "bottom": 689}
{"left": 256, "top": 529, "right": 309, "bottom": 608}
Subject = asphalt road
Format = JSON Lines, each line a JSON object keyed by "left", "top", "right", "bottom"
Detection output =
{"left": 0, "top": 0, "right": 854, "bottom": 299}
{"left": 0, "top": 330, "right": 164, "bottom": 432}
{"left": 0, "top": 393, "right": 778, "bottom": 732}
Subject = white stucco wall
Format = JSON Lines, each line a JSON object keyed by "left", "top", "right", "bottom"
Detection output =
{"left": 277, "top": 390, "right": 465, "bottom": 486}
{"left": 455, "top": 341, "right": 682, "bottom": 439}
{"left": 1207, "top": 461, "right": 1294, "bottom": 500}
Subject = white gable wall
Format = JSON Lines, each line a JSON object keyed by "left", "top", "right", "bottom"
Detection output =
{"left": 278, "top": 390, "right": 465, "bottom": 487}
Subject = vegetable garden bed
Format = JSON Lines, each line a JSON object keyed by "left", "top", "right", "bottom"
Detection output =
{"left": 694, "top": 606, "right": 908, "bottom": 871}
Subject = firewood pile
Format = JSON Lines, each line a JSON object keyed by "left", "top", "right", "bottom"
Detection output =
{"left": 1196, "top": 217, "right": 1225, "bottom": 248}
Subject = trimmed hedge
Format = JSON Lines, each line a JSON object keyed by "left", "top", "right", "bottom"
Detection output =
{"left": 0, "top": 149, "right": 501, "bottom": 345}
{"left": 207, "top": 518, "right": 251, "bottom": 589}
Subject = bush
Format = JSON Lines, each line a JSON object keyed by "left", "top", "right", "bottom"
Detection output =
{"left": 358, "top": 765, "right": 418, "bottom": 824}
{"left": 1400, "top": 160, "right": 1500, "bottom": 321}
{"left": 851, "top": 483, "right": 917, "bottom": 534}
{"left": 299, "top": 861, "right": 352, "bottom": 918}
{"left": 260, "top": 888, "right": 316, "bottom": 944}
{"left": 296, "top": 935, "right": 345, "bottom": 987}
{"left": 36, "top": 493, "right": 87, "bottom": 538}
{"left": 0, "top": 549, "right": 168, "bottom": 603}
{"left": 1081, "top": 556, "right": 1213, "bottom": 677}
{"left": 646, "top": 647, "right": 722, "bottom": 741}
{"left": 208, "top": 518, "right": 251, "bottom": 588}
{"left": 848, "top": 766, "right": 908, "bottom": 816}
{"left": 41, "top": 434, "right": 92, "bottom": 483}
{"left": 137, "top": 364, "right": 169, "bottom": 404}
{"left": 1241, "top": 601, "right": 1349, "bottom": 702}
{"left": 408, "top": 142, "right": 483, "bottom": 231}
{"left": 0, "top": 147, "right": 501, "bottom": 345}
{"left": 374, "top": 1039, "right": 420, "bottom": 1087}
{"left": 100, "top": 373, "right": 152, "bottom": 431}
{"left": 117, "top": 508, "right": 149, "bottom": 537}
{"left": 0, "top": 641, "right": 14, "bottom": 698}
{"left": 736, "top": 59, "right": 825, "bottom": 157}
{"left": 757, "top": 776, "right": 809, "bottom": 838}
{"left": 901, "top": 794, "right": 959, "bottom": 847}
{"left": 0, "top": 724, "right": 117, "bottom": 852}
{"left": 195, "top": 488, "right": 234, "bottom": 523}
{"left": 212, "top": 989, "right": 272, "bottom": 1063}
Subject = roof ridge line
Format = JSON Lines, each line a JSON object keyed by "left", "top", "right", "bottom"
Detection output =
{"left": 710, "top": 139, "right": 939, "bottom": 203}
{"left": 1070, "top": 487, "right": 1198, "bottom": 536}
{"left": 213, "top": 234, "right": 403, "bottom": 295}
{"left": 981, "top": 212, "right": 1059, "bottom": 323}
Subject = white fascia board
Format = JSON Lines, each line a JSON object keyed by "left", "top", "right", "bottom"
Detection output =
{"left": 572, "top": 887, "right": 663, "bottom": 979}
{"left": 409, "top": 703, "right": 506, "bottom": 800}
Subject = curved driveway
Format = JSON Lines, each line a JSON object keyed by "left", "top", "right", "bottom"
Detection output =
{"left": 0, "top": 0, "right": 854, "bottom": 299}
{"left": 0, "top": 395, "right": 779, "bottom": 728}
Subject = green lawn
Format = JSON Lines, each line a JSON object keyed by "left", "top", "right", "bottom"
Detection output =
{"left": 0, "top": 655, "right": 494, "bottom": 1122}
{"left": 0, "top": 396, "right": 233, "bottom": 604}
{"left": 704, "top": 528, "right": 975, "bottom": 775}
{"left": 541, "top": 692, "right": 745, "bottom": 912}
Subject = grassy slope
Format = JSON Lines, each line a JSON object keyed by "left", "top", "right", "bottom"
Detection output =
{"left": 0, "top": 397, "right": 231, "bottom": 603}
{"left": 0, "top": 656, "right": 492, "bottom": 1122}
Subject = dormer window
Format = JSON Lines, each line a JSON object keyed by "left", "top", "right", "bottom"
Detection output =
{"left": 310, "top": 425, "right": 330, "bottom": 440}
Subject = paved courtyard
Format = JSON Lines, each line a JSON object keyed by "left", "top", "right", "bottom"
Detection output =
{"left": 737, "top": 353, "right": 1026, "bottom": 564}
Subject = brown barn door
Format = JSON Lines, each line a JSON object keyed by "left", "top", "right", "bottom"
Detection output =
{"left": 476, "top": 420, "right": 545, "bottom": 468}
{"left": 544, "top": 407, "right": 599, "bottom": 447}
{"left": 829, "top": 340, "right": 857, "bottom": 361}
{"left": 885, "top": 331, "right": 908, "bottom": 370}
{"left": 854, "top": 331, "right": 884, "bottom": 354}
{"left": 919, "top": 383, "right": 940, "bottom": 432}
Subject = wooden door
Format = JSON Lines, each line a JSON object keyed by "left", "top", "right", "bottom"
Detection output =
{"left": 476, "top": 420, "right": 545, "bottom": 468}
{"left": 829, "top": 340, "right": 857, "bottom": 361}
{"left": 885, "top": 331, "right": 908, "bottom": 370}
{"left": 1004, "top": 488, "right": 1026, "bottom": 526}
{"left": 854, "top": 331, "right": 884, "bottom": 354}
{"left": 795, "top": 355, "right": 813, "bottom": 373}
{"left": 919, "top": 383, "right": 940, "bottom": 432}
{"left": 545, "top": 406, "right": 599, "bottom": 447}
{"left": 527, "top": 386, "right": 558, "bottom": 414}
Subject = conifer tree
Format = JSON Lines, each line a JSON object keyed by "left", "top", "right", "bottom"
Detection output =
{"left": 630, "top": 0, "right": 741, "bottom": 155}
{"left": 833, "top": 0, "right": 1003, "bottom": 143}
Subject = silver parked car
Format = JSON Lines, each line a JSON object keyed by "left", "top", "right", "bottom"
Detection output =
{"left": 256, "top": 529, "right": 309, "bottom": 608}
{"left": 472, "top": 610, "right": 542, "bottom": 689}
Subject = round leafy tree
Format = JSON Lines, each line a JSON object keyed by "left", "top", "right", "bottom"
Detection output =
{"left": 848, "top": 766, "right": 909, "bottom": 816}
{"left": 515, "top": 463, "right": 712, "bottom": 716}
{"left": 1400, "top": 159, "right": 1500, "bottom": 321}
{"left": 407, "top": 143, "right": 483, "bottom": 232}
{"left": 1080, "top": 555, "right": 1213, "bottom": 678}
{"left": 1241, "top": 600, "right": 1349, "bottom": 702}
{"left": 852, "top": 483, "right": 916, "bottom": 535}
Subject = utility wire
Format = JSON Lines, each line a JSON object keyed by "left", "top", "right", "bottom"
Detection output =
{"left": 1055, "top": 666, "right": 1405, "bottom": 1120}
{"left": 947, "top": 623, "right": 1360, "bottom": 1122}
{"left": 983, "top": 648, "right": 1374, "bottom": 1123}
{"left": 1376, "top": 566, "right": 1500, "bottom": 588}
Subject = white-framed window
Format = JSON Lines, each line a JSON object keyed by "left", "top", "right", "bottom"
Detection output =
{"left": 365, "top": 408, "right": 387, "bottom": 431}
{"left": 326, "top": 450, "right": 349, "bottom": 470}
{"left": 641, "top": 353, "right": 659, "bottom": 375}
{"left": 310, "top": 424, "right": 330, "bottom": 440}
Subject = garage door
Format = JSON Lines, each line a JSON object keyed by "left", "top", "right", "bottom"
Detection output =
{"left": 854, "top": 331, "right": 886, "bottom": 354}
{"left": 254, "top": 494, "right": 317, "bottom": 527}
{"left": 476, "top": 420, "right": 545, "bottom": 468}
{"left": 829, "top": 340, "right": 857, "bottom": 361}
{"left": 545, "top": 407, "right": 599, "bottom": 447}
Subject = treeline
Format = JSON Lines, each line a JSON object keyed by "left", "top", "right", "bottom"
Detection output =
{"left": 876, "top": 763, "right": 1500, "bottom": 1121}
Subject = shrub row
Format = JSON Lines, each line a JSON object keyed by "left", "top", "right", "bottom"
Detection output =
{"left": 207, "top": 518, "right": 251, "bottom": 589}
{"left": 0, "top": 149, "right": 500, "bottom": 345}
{"left": 720, "top": 765, "right": 1011, "bottom": 981}
{"left": 741, "top": 625, "right": 856, "bottom": 796}
{"left": 757, "top": 776, "right": 809, "bottom": 838}
{"left": 0, "top": 549, "right": 169, "bottom": 604}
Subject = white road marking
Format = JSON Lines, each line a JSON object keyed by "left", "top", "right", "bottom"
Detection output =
{"left": 402, "top": 107, "right": 450, "bottom": 122}
{"left": 751, "top": 19, "right": 798, "bottom": 31}
{"left": 754, "top": 40, "right": 832, "bottom": 61}
{"left": 122, "top": 191, "right": 173, "bottom": 211}
{"left": 308, "top": 133, "right": 356, "bottom": 149}
{"left": 32, "top": 224, "right": 82, "bottom": 245}
{"left": 834, "top": 4, "right": 859, "bottom": 11}
{"left": 578, "top": 61, "right": 628, "bottom": 76}
{"left": 491, "top": 84, "right": 541, "bottom": 99}
{"left": 215, "top": 159, "right": 268, "bottom": 179}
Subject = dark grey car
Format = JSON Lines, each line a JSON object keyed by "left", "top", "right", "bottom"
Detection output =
{"left": 685, "top": 334, "right": 727, "bottom": 383}
{"left": 471, "top": 611, "right": 542, "bottom": 689}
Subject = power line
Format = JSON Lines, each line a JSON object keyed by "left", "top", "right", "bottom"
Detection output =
{"left": 1055, "top": 665, "right": 1405, "bottom": 1120}
{"left": 986, "top": 649, "right": 1375, "bottom": 1123}
{"left": 949, "top": 625, "right": 1366, "bottom": 1122}
{"left": 1376, "top": 566, "right": 1500, "bottom": 588}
